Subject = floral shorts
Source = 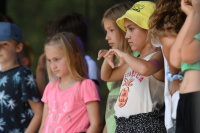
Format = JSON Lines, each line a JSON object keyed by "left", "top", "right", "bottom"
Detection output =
{"left": 115, "top": 111, "right": 166, "bottom": 133}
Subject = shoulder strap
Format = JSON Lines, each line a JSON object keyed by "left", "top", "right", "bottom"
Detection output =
{"left": 143, "top": 51, "right": 161, "bottom": 61}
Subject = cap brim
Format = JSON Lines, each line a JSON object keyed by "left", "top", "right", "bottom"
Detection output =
{"left": 116, "top": 10, "right": 149, "bottom": 31}
{"left": 0, "top": 37, "right": 12, "bottom": 42}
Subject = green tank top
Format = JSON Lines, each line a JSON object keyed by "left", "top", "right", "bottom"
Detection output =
{"left": 181, "top": 61, "right": 200, "bottom": 72}
{"left": 194, "top": 33, "right": 200, "bottom": 40}
{"left": 181, "top": 33, "right": 200, "bottom": 72}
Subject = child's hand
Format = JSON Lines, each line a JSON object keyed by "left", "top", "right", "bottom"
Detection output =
{"left": 104, "top": 49, "right": 126, "bottom": 68}
{"left": 37, "top": 53, "right": 46, "bottom": 70}
{"left": 97, "top": 49, "right": 108, "bottom": 60}
{"left": 103, "top": 50, "right": 115, "bottom": 68}
{"left": 191, "top": 0, "right": 200, "bottom": 13}
{"left": 181, "top": 0, "right": 193, "bottom": 15}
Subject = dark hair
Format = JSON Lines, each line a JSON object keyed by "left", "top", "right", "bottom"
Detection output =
{"left": 46, "top": 13, "right": 88, "bottom": 50}
{"left": 0, "top": 12, "right": 9, "bottom": 22}
{"left": 148, "top": 0, "right": 186, "bottom": 38}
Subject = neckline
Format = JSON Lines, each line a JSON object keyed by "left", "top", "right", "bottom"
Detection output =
{"left": 56, "top": 80, "right": 79, "bottom": 92}
{"left": 0, "top": 65, "right": 21, "bottom": 73}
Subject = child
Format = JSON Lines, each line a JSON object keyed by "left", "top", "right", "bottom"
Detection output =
{"left": 169, "top": 0, "right": 200, "bottom": 132}
{"left": 148, "top": 0, "right": 186, "bottom": 132}
{"left": 0, "top": 22, "right": 43, "bottom": 132}
{"left": 36, "top": 12, "right": 101, "bottom": 95}
{"left": 180, "top": 0, "right": 200, "bottom": 63}
{"left": 18, "top": 42, "right": 34, "bottom": 68}
{"left": 36, "top": 53, "right": 47, "bottom": 95}
{"left": 97, "top": 2, "right": 139, "bottom": 133}
{"left": 101, "top": 1, "right": 166, "bottom": 132}
{"left": 39, "top": 32, "right": 102, "bottom": 133}
{"left": 47, "top": 12, "right": 101, "bottom": 87}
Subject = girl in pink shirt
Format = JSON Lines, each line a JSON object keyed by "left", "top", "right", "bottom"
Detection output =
{"left": 39, "top": 32, "right": 102, "bottom": 133}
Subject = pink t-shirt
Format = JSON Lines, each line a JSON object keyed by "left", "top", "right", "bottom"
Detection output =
{"left": 41, "top": 79, "right": 100, "bottom": 133}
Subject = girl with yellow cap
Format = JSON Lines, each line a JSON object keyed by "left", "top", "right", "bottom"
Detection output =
{"left": 101, "top": 1, "right": 166, "bottom": 132}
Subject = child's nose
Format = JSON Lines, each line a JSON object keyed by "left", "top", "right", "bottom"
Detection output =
{"left": 105, "top": 33, "right": 110, "bottom": 40}
{"left": 51, "top": 63, "right": 57, "bottom": 69}
{"left": 125, "top": 32, "right": 129, "bottom": 39}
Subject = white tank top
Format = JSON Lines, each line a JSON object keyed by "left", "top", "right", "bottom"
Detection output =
{"left": 114, "top": 52, "right": 165, "bottom": 118}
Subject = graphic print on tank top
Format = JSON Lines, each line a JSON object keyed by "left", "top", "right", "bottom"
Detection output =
{"left": 118, "top": 77, "right": 134, "bottom": 107}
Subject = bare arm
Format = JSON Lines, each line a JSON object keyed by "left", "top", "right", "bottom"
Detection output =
{"left": 123, "top": 52, "right": 164, "bottom": 76}
{"left": 160, "top": 36, "right": 182, "bottom": 95}
{"left": 169, "top": 18, "right": 193, "bottom": 68}
{"left": 38, "top": 103, "right": 48, "bottom": 133}
{"left": 86, "top": 101, "right": 102, "bottom": 133}
{"left": 25, "top": 101, "right": 43, "bottom": 133}
{"left": 181, "top": 0, "right": 200, "bottom": 45}
{"left": 182, "top": 38, "right": 200, "bottom": 63}
{"left": 170, "top": 0, "right": 195, "bottom": 66}
{"left": 103, "top": 125, "right": 108, "bottom": 133}
{"left": 36, "top": 53, "right": 47, "bottom": 96}
{"left": 104, "top": 49, "right": 164, "bottom": 76}
{"left": 181, "top": 8, "right": 200, "bottom": 63}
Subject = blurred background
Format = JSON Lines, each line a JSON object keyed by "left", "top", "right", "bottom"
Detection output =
{"left": 0, "top": 0, "right": 140, "bottom": 125}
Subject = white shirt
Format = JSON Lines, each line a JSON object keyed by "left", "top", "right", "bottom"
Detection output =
{"left": 151, "top": 37, "right": 179, "bottom": 130}
{"left": 85, "top": 55, "right": 101, "bottom": 86}
{"left": 114, "top": 52, "right": 165, "bottom": 118}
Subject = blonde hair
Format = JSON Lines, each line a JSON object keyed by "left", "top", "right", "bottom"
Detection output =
{"left": 102, "top": 2, "right": 133, "bottom": 53}
{"left": 45, "top": 32, "right": 88, "bottom": 82}
{"left": 148, "top": 0, "right": 186, "bottom": 39}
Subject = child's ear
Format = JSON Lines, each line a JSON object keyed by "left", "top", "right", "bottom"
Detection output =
{"left": 16, "top": 42, "right": 23, "bottom": 53}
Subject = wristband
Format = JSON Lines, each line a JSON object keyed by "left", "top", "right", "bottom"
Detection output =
{"left": 166, "top": 69, "right": 184, "bottom": 81}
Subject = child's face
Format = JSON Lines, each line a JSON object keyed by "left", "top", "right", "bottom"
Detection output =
{"left": 124, "top": 18, "right": 147, "bottom": 51}
{"left": 103, "top": 18, "right": 123, "bottom": 49}
{"left": 0, "top": 40, "right": 20, "bottom": 64}
{"left": 45, "top": 44, "right": 69, "bottom": 78}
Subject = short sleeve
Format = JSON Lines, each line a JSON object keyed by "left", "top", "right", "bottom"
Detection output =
{"left": 80, "top": 79, "right": 100, "bottom": 103}
{"left": 41, "top": 81, "right": 53, "bottom": 103}
{"left": 20, "top": 67, "right": 41, "bottom": 102}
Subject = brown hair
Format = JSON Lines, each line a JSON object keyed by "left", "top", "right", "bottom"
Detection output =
{"left": 45, "top": 32, "right": 88, "bottom": 82}
{"left": 148, "top": 0, "right": 186, "bottom": 39}
{"left": 45, "top": 13, "right": 88, "bottom": 51}
{"left": 0, "top": 12, "right": 9, "bottom": 22}
{"left": 102, "top": 2, "right": 133, "bottom": 53}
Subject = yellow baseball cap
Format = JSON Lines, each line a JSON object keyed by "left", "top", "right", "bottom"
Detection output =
{"left": 116, "top": 1, "right": 155, "bottom": 31}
